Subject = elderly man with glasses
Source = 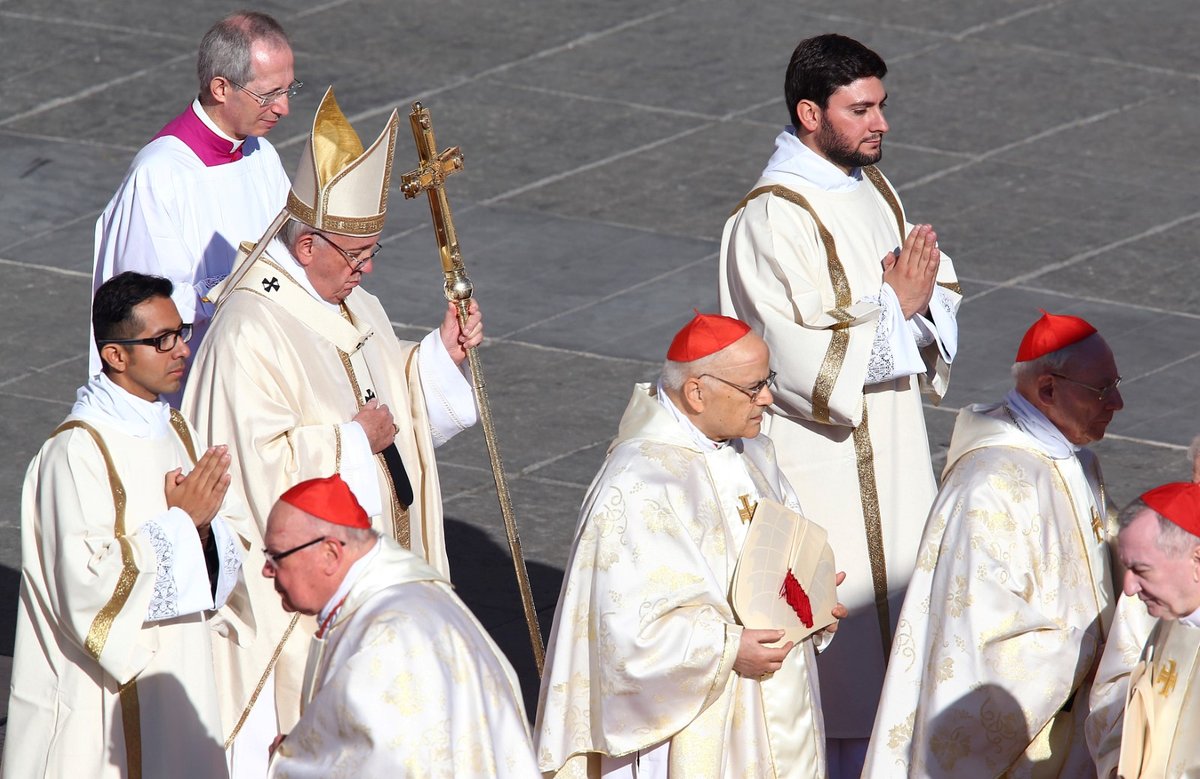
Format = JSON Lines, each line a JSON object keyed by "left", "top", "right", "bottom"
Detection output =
{"left": 253, "top": 474, "right": 537, "bottom": 776}
{"left": 863, "top": 311, "right": 1127, "bottom": 778}
{"left": 184, "top": 87, "right": 481, "bottom": 777}
{"left": 4, "top": 271, "right": 248, "bottom": 779}
{"left": 93, "top": 11, "right": 299, "bottom": 389}
{"left": 537, "top": 312, "right": 845, "bottom": 778}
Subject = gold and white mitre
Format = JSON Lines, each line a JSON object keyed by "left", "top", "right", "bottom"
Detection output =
{"left": 285, "top": 86, "right": 399, "bottom": 236}
{"left": 731, "top": 499, "right": 838, "bottom": 645}
{"left": 217, "top": 87, "right": 400, "bottom": 299}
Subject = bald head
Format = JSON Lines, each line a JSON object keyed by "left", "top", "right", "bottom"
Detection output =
{"left": 661, "top": 331, "right": 774, "bottom": 442}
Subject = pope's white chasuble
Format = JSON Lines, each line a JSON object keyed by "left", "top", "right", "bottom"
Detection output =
{"left": 268, "top": 539, "right": 537, "bottom": 778}
{"left": 535, "top": 384, "right": 826, "bottom": 778}
{"left": 4, "top": 406, "right": 245, "bottom": 779}
{"left": 1116, "top": 618, "right": 1200, "bottom": 778}
{"left": 183, "top": 247, "right": 464, "bottom": 739}
{"left": 863, "top": 403, "right": 1118, "bottom": 778}
{"left": 719, "top": 164, "right": 961, "bottom": 738}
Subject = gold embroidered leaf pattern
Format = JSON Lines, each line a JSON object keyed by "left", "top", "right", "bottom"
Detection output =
{"left": 988, "top": 461, "right": 1033, "bottom": 503}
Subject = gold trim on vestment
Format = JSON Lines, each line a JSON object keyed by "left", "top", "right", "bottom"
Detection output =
{"left": 734, "top": 183, "right": 895, "bottom": 661}
{"left": 118, "top": 678, "right": 142, "bottom": 779}
{"left": 168, "top": 409, "right": 198, "bottom": 464}
{"left": 336, "top": 306, "right": 410, "bottom": 548}
{"left": 223, "top": 613, "right": 301, "bottom": 749}
{"left": 286, "top": 191, "right": 386, "bottom": 236}
{"left": 862, "top": 165, "right": 905, "bottom": 240}
{"left": 937, "top": 281, "right": 963, "bottom": 295}
{"left": 852, "top": 404, "right": 892, "bottom": 657}
{"left": 52, "top": 420, "right": 142, "bottom": 778}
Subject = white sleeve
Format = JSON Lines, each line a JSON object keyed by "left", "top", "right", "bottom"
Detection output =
{"left": 859, "top": 283, "right": 927, "bottom": 385}
{"left": 141, "top": 508, "right": 215, "bottom": 621}
{"left": 208, "top": 516, "right": 243, "bottom": 609}
{"left": 914, "top": 285, "right": 960, "bottom": 364}
{"left": 418, "top": 329, "right": 478, "bottom": 446}
{"left": 339, "top": 422, "right": 385, "bottom": 519}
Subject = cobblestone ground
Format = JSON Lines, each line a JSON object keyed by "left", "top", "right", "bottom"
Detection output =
{"left": 1, "top": 0, "right": 1198, "bottom": 753}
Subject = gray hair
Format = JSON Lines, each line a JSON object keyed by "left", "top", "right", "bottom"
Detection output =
{"left": 1010, "top": 333, "right": 1098, "bottom": 384}
{"left": 293, "top": 506, "right": 378, "bottom": 549}
{"left": 279, "top": 216, "right": 313, "bottom": 253}
{"left": 660, "top": 350, "right": 727, "bottom": 392}
{"left": 197, "top": 11, "right": 289, "bottom": 98}
{"left": 1119, "top": 498, "right": 1200, "bottom": 556}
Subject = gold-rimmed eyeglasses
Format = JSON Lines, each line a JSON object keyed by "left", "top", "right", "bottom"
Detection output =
{"left": 1051, "top": 373, "right": 1122, "bottom": 402}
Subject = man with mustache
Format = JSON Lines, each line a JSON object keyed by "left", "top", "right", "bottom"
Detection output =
{"left": 719, "top": 33, "right": 962, "bottom": 777}
{"left": 4, "top": 272, "right": 247, "bottom": 778}
{"left": 93, "top": 12, "right": 298, "bottom": 387}
{"left": 864, "top": 311, "right": 1125, "bottom": 777}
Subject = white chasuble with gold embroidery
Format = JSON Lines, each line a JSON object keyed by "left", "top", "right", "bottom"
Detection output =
{"left": 1116, "top": 618, "right": 1200, "bottom": 778}
{"left": 5, "top": 402, "right": 246, "bottom": 779}
{"left": 719, "top": 167, "right": 961, "bottom": 739}
{"left": 268, "top": 539, "right": 537, "bottom": 778}
{"left": 535, "top": 384, "right": 826, "bottom": 778}
{"left": 183, "top": 247, "right": 472, "bottom": 739}
{"left": 863, "top": 403, "right": 1118, "bottom": 778}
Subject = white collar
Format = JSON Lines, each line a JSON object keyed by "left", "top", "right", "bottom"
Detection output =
{"left": 319, "top": 538, "right": 381, "bottom": 625}
{"left": 655, "top": 378, "right": 727, "bottom": 451}
{"left": 1004, "top": 389, "right": 1079, "bottom": 460}
{"left": 760, "top": 126, "right": 863, "bottom": 193}
{"left": 275, "top": 242, "right": 341, "bottom": 312}
{"left": 1180, "top": 604, "right": 1200, "bottom": 629}
{"left": 191, "top": 98, "right": 245, "bottom": 154}
{"left": 73, "top": 373, "right": 172, "bottom": 439}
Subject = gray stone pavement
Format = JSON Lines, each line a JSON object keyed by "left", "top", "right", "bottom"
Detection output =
{"left": 2, "top": 0, "right": 1199, "bottom": 746}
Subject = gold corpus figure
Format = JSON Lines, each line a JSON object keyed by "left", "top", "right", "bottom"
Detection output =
{"left": 401, "top": 101, "right": 545, "bottom": 674}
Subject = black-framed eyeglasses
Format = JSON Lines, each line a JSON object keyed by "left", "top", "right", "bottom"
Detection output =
{"left": 311, "top": 232, "right": 383, "bottom": 273}
{"left": 262, "top": 536, "right": 344, "bottom": 569}
{"left": 228, "top": 78, "right": 303, "bottom": 107}
{"left": 97, "top": 323, "right": 192, "bottom": 353}
{"left": 1051, "top": 373, "right": 1122, "bottom": 402}
{"left": 699, "top": 369, "right": 777, "bottom": 401}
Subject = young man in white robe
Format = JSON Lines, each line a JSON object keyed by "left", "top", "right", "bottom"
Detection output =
{"left": 1091, "top": 483, "right": 1200, "bottom": 778}
{"left": 536, "top": 312, "right": 845, "bottom": 778}
{"left": 3, "top": 272, "right": 246, "bottom": 779}
{"left": 92, "top": 12, "right": 296, "bottom": 380}
{"left": 718, "top": 34, "right": 961, "bottom": 776}
{"left": 259, "top": 474, "right": 537, "bottom": 777}
{"left": 863, "top": 312, "right": 1126, "bottom": 777}
{"left": 183, "top": 87, "right": 482, "bottom": 773}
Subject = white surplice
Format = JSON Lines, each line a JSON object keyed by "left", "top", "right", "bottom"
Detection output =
{"left": 92, "top": 101, "right": 290, "bottom": 377}
{"left": 267, "top": 538, "right": 536, "bottom": 778}
{"left": 535, "top": 383, "right": 826, "bottom": 778}
{"left": 2, "top": 375, "right": 246, "bottom": 779}
{"left": 862, "top": 398, "right": 1119, "bottom": 778}
{"left": 182, "top": 244, "right": 477, "bottom": 749}
{"left": 1087, "top": 592, "right": 1157, "bottom": 777}
{"left": 1115, "top": 617, "right": 1200, "bottom": 778}
{"left": 719, "top": 129, "right": 961, "bottom": 742}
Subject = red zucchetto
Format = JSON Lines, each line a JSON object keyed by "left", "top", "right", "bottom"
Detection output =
{"left": 667, "top": 312, "right": 752, "bottom": 362}
{"left": 279, "top": 474, "right": 371, "bottom": 529}
{"left": 1141, "top": 482, "right": 1200, "bottom": 537}
{"left": 1015, "top": 310, "right": 1098, "bottom": 362}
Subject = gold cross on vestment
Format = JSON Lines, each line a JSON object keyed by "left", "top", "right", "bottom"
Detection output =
{"left": 737, "top": 495, "right": 757, "bottom": 524}
{"left": 1091, "top": 507, "right": 1105, "bottom": 543}
{"left": 1157, "top": 659, "right": 1179, "bottom": 696}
